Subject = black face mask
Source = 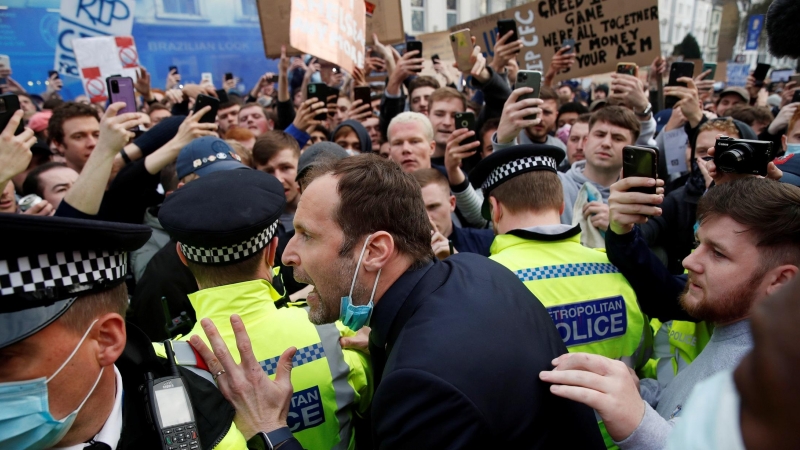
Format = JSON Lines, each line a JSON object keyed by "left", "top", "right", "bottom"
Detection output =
{"left": 686, "top": 159, "right": 706, "bottom": 195}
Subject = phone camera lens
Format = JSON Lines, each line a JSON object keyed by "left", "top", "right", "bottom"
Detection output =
{"left": 111, "top": 80, "right": 119, "bottom": 94}
{"left": 519, "top": 73, "right": 527, "bottom": 80}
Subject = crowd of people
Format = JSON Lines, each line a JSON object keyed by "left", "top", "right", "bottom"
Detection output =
{"left": 2, "top": 0, "right": 800, "bottom": 449}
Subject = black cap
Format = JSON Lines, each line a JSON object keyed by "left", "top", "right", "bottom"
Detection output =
{"left": 0, "top": 214, "right": 151, "bottom": 348}
{"left": 469, "top": 144, "right": 564, "bottom": 220}
{"left": 296, "top": 142, "right": 349, "bottom": 182}
{"left": 159, "top": 169, "right": 286, "bottom": 265}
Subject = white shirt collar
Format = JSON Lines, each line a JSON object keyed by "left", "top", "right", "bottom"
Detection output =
{"left": 53, "top": 365, "right": 124, "bottom": 450}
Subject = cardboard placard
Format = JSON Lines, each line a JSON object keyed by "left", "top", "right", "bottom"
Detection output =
{"left": 72, "top": 36, "right": 140, "bottom": 103}
{"left": 414, "top": 31, "right": 457, "bottom": 82}
{"left": 258, "top": 0, "right": 404, "bottom": 61}
{"left": 54, "top": 0, "right": 137, "bottom": 78}
{"left": 289, "top": 0, "right": 366, "bottom": 73}
{"left": 451, "top": 0, "right": 661, "bottom": 82}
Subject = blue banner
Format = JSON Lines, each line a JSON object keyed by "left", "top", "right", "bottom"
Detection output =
{"left": 1, "top": 4, "right": 277, "bottom": 101}
{"left": 745, "top": 14, "right": 764, "bottom": 51}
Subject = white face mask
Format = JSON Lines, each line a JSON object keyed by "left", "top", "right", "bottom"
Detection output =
{"left": 785, "top": 143, "right": 800, "bottom": 155}
{"left": 664, "top": 370, "right": 745, "bottom": 450}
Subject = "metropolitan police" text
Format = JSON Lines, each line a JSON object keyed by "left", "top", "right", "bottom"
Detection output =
{"left": 546, "top": 296, "right": 627, "bottom": 346}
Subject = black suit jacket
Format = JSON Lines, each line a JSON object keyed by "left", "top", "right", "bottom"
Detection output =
{"left": 369, "top": 254, "right": 605, "bottom": 449}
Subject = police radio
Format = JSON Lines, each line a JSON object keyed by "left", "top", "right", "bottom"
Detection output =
{"left": 145, "top": 341, "right": 202, "bottom": 450}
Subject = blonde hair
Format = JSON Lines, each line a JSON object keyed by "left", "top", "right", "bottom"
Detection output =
{"left": 388, "top": 111, "right": 434, "bottom": 142}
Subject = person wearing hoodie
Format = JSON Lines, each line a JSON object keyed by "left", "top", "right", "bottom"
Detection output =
{"left": 557, "top": 106, "right": 641, "bottom": 226}
{"left": 331, "top": 119, "right": 372, "bottom": 155}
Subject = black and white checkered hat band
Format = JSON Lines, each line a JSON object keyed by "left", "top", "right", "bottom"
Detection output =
{"left": 481, "top": 155, "right": 558, "bottom": 192}
{"left": 0, "top": 250, "right": 126, "bottom": 298}
{"left": 180, "top": 220, "right": 279, "bottom": 265}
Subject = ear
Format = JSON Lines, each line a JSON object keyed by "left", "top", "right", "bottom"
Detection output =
{"left": 176, "top": 181, "right": 185, "bottom": 190}
{"left": 54, "top": 142, "right": 66, "bottom": 156}
{"left": 764, "top": 265, "right": 799, "bottom": 297}
{"left": 176, "top": 242, "right": 188, "bottom": 267}
{"left": 93, "top": 313, "right": 126, "bottom": 368}
{"left": 266, "top": 236, "right": 278, "bottom": 268}
{"left": 362, "top": 231, "right": 395, "bottom": 273}
{"left": 449, "top": 194, "right": 456, "bottom": 213}
{"left": 428, "top": 138, "right": 436, "bottom": 156}
{"left": 782, "top": 134, "right": 787, "bottom": 152}
{"left": 489, "top": 196, "right": 502, "bottom": 225}
{"left": 559, "top": 201, "right": 565, "bottom": 216}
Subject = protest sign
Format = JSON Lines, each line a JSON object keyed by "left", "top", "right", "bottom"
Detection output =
{"left": 451, "top": 0, "right": 660, "bottom": 82}
{"left": 258, "top": 0, "right": 403, "bottom": 61}
{"left": 726, "top": 63, "right": 751, "bottom": 87}
{"left": 288, "top": 0, "right": 366, "bottom": 73}
{"left": 72, "top": 36, "right": 140, "bottom": 103}
{"left": 54, "top": 0, "right": 136, "bottom": 78}
{"left": 662, "top": 128, "right": 689, "bottom": 175}
{"left": 414, "top": 31, "right": 456, "bottom": 81}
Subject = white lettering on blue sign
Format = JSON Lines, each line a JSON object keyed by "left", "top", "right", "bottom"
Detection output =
{"left": 287, "top": 386, "right": 325, "bottom": 432}
{"left": 547, "top": 296, "right": 627, "bottom": 346}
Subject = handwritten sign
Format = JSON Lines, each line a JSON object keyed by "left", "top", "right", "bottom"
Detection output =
{"left": 289, "top": 0, "right": 366, "bottom": 73}
{"left": 451, "top": 0, "right": 661, "bottom": 81}
{"left": 258, "top": 0, "right": 403, "bottom": 61}
{"left": 54, "top": 0, "right": 136, "bottom": 79}
{"left": 73, "top": 35, "right": 140, "bottom": 102}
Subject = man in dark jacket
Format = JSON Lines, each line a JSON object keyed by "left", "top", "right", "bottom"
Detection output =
{"left": 280, "top": 155, "right": 605, "bottom": 448}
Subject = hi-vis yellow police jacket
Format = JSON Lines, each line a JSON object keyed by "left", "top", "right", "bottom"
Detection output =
{"left": 490, "top": 226, "right": 649, "bottom": 366}
{"left": 155, "top": 280, "right": 372, "bottom": 450}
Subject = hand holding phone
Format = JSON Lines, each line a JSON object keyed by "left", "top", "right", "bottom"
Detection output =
{"left": 496, "top": 19, "right": 519, "bottom": 50}
{"left": 450, "top": 29, "right": 473, "bottom": 73}
{"left": 0, "top": 93, "right": 25, "bottom": 136}
{"left": 622, "top": 146, "right": 658, "bottom": 195}
{"left": 665, "top": 62, "right": 695, "bottom": 109}
{"left": 455, "top": 112, "right": 477, "bottom": 145}
{"left": 406, "top": 41, "right": 423, "bottom": 73}
{"left": 515, "top": 70, "right": 542, "bottom": 121}
{"left": 193, "top": 94, "right": 220, "bottom": 124}
{"left": 753, "top": 63, "right": 771, "bottom": 87}
{"left": 107, "top": 76, "right": 137, "bottom": 115}
{"left": 307, "top": 83, "right": 329, "bottom": 121}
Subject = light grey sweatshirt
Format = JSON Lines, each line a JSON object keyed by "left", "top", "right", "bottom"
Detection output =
{"left": 557, "top": 160, "right": 613, "bottom": 225}
{"left": 616, "top": 319, "right": 753, "bottom": 450}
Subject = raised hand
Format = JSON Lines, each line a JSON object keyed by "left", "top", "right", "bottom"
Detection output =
{"left": 190, "top": 315, "right": 296, "bottom": 440}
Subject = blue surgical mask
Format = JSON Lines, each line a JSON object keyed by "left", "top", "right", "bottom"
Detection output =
{"left": 339, "top": 234, "right": 381, "bottom": 331}
{"left": 785, "top": 143, "right": 800, "bottom": 156}
{"left": 0, "top": 319, "right": 104, "bottom": 449}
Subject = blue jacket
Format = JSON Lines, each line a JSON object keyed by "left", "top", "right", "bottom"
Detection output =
{"left": 368, "top": 254, "right": 605, "bottom": 449}
{"left": 605, "top": 227, "right": 693, "bottom": 322}
{"left": 450, "top": 225, "right": 495, "bottom": 257}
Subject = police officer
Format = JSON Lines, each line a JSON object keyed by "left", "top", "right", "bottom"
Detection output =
{"left": 157, "top": 168, "right": 372, "bottom": 450}
{"left": 0, "top": 214, "right": 245, "bottom": 449}
{"left": 470, "top": 144, "right": 649, "bottom": 448}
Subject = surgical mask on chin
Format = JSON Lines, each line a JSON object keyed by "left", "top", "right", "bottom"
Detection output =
{"left": 340, "top": 234, "right": 381, "bottom": 331}
{"left": 785, "top": 143, "right": 800, "bottom": 156}
{"left": 0, "top": 319, "right": 105, "bottom": 449}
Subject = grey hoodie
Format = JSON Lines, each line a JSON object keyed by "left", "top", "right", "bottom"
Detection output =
{"left": 558, "top": 160, "right": 612, "bottom": 225}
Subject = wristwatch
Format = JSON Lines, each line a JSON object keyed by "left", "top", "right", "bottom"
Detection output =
{"left": 246, "top": 427, "right": 293, "bottom": 450}
{"left": 635, "top": 102, "right": 652, "bottom": 117}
